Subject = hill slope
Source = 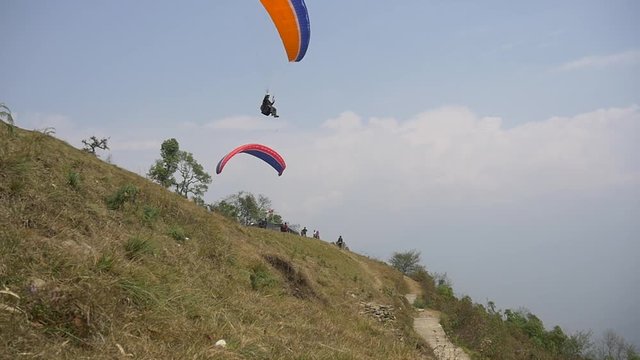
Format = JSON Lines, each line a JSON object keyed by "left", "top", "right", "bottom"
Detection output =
{"left": 0, "top": 126, "right": 433, "bottom": 359}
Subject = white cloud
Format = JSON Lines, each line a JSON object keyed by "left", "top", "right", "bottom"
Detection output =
{"left": 25, "top": 105, "right": 639, "bottom": 222}
{"left": 559, "top": 50, "right": 640, "bottom": 71}
{"left": 269, "top": 105, "right": 640, "bottom": 217}
{"left": 322, "top": 111, "right": 363, "bottom": 131}
{"left": 205, "top": 115, "right": 286, "bottom": 131}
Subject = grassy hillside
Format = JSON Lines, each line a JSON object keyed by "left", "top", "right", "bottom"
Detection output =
{"left": 0, "top": 126, "right": 433, "bottom": 359}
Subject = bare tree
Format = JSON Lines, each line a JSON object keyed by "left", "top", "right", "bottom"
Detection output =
{"left": 590, "top": 329, "right": 639, "bottom": 360}
{"left": 82, "top": 136, "right": 110, "bottom": 156}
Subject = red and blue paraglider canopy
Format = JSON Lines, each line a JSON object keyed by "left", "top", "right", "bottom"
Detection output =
{"left": 216, "top": 143, "right": 287, "bottom": 176}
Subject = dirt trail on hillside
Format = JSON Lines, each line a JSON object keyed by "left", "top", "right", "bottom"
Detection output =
{"left": 404, "top": 277, "right": 470, "bottom": 360}
{"left": 347, "top": 252, "right": 384, "bottom": 290}
{"left": 350, "top": 257, "right": 470, "bottom": 359}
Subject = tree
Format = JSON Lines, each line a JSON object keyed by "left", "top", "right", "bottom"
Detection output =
{"left": 236, "top": 192, "right": 261, "bottom": 225}
{"left": 590, "top": 329, "right": 639, "bottom": 360}
{"left": 148, "top": 138, "right": 180, "bottom": 188}
{"left": 82, "top": 136, "right": 109, "bottom": 156}
{"left": 212, "top": 199, "right": 239, "bottom": 219}
{"left": 563, "top": 330, "right": 593, "bottom": 359}
{"left": 547, "top": 325, "right": 569, "bottom": 354}
{"left": 211, "top": 191, "right": 282, "bottom": 226}
{"left": 148, "top": 138, "right": 212, "bottom": 199}
{"left": 174, "top": 150, "right": 212, "bottom": 198}
{"left": 389, "top": 249, "right": 423, "bottom": 275}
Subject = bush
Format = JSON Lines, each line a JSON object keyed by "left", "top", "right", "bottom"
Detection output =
{"left": 106, "top": 184, "right": 138, "bottom": 210}
{"left": 437, "top": 284, "right": 454, "bottom": 299}
{"left": 413, "top": 296, "right": 427, "bottom": 309}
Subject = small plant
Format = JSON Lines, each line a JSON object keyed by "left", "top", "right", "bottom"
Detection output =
{"left": 1, "top": 102, "right": 15, "bottom": 134}
{"left": 249, "top": 263, "right": 277, "bottom": 290}
{"left": 382, "top": 286, "right": 395, "bottom": 297}
{"left": 8, "top": 176, "right": 26, "bottom": 195}
{"left": 124, "top": 237, "right": 154, "bottom": 260}
{"left": 119, "top": 278, "right": 159, "bottom": 308}
{"left": 95, "top": 253, "right": 115, "bottom": 273}
{"left": 36, "top": 127, "right": 56, "bottom": 136}
{"left": 142, "top": 205, "right": 159, "bottom": 225}
{"left": 106, "top": 184, "right": 138, "bottom": 210}
{"left": 67, "top": 171, "right": 80, "bottom": 190}
{"left": 1, "top": 103, "right": 15, "bottom": 125}
{"left": 168, "top": 226, "right": 187, "bottom": 242}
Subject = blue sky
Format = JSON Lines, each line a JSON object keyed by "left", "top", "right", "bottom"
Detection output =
{"left": 3, "top": 0, "right": 640, "bottom": 348}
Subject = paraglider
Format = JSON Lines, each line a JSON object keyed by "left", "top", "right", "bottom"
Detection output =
{"left": 216, "top": 144, "right": 286, "bottom": 176}
{"left": 258, "top": 1, "right": 311, "bottom": 116}
{"left": 260, "top": 93, "right": 279, "bottom": 117}
{"left": 260, "top": 0, "right": 311, "bottom": 62}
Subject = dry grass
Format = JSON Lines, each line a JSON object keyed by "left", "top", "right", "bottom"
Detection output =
{"left": 0, "top": 126, "right": 433, "bottom": 359}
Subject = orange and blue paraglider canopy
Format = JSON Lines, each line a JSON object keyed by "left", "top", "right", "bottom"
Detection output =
{"left": 260, "top": 0, "right": 311, "bottom": 62}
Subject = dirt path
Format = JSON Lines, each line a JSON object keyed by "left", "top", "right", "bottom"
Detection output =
{"left": 404, "top": 278, "right": 470, "bottom": 360}
{"left": 351, "top": 260, "right": 470, "bottom": 359}
{"left": 348, "top": 252, "right": 385, "bottom": 290}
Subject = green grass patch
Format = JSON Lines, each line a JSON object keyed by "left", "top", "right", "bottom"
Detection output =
{"left": 106, "top": 184, "right": 138, "bottom": 210}
{"left": 119, "top": 278, "right": 160, "bottom": 308}
{"left": 66, "top": 170, "right": 81, "bottom": 190}
{"left": 250, "top": 263, "right": 278, "bottom": 291}
{"left": 124, "top": 237, "right": 154, "bottom": 260}
{"left": 142, "top": 205, "right": 159, "bottom": 225}
{"left": 167, "top": 225, "right": 187, "bottom": 242}
{"left": 2, "top": 156, "right": 31, "bottom": 195}
{"left": 95, "top": 253, "right": 116, "bottom": 273}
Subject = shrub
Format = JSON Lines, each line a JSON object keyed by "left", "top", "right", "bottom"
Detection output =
{"left": 106, "top": 184, "right": 138, "bottom": 210}
{"left": 413, "top": 296, "right": 427, "bottom": 309}
{"left": 437, "top": 284, "right": 454, "bottom": 299}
